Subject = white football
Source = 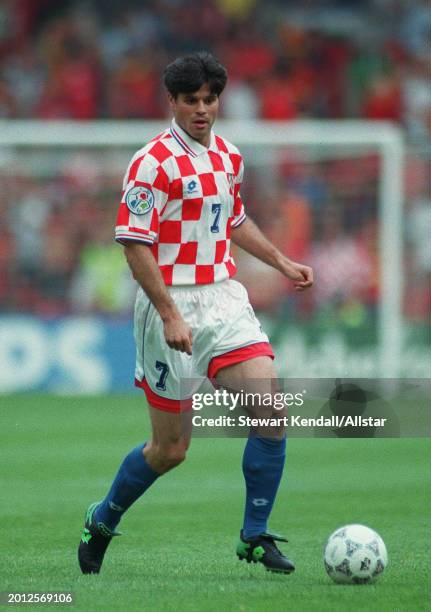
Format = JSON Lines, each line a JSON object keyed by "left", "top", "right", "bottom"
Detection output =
{"left": 324, "top": 524, "right": 388, "bottom": 584}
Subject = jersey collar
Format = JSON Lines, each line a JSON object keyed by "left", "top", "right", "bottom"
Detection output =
{"left": 170, "top": 119, "right": 217, "bottom": 157}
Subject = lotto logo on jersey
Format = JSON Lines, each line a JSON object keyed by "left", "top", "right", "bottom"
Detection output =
{"left": 186, "top": 180, "right": 198, "bottom": 194}
{"left": 125, "top": 186, "right": 154, "bottom": 215}
{"left": 183, "top": 177, "right": 201, "bottom": 197}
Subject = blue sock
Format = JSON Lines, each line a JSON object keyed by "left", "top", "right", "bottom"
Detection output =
{"left": 242, "top": 436, "right": 286, "bottom": 539}
{"left": 94, "top": 443, "right": 159, "bottom": 531}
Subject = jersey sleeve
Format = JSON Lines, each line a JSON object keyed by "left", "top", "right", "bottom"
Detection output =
{"left": 115, "top": 154, "right": 169, "bottom": 245}
{"left": 231, "top": 156, "right": 246, "bottom": 228}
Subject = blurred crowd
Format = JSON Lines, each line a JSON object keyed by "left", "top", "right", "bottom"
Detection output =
{"left": 1, "top": 0, "right": 431, "bottom": 325}
{"left": 1, "top": 145, "right": 429, "bottom": 325}
{"left": 1, "top": 0, "right": 431, "bottom": 138}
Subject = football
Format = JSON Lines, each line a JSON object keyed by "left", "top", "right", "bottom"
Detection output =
{"left": 324, "top": 524, "right": 388, "bottom": 584}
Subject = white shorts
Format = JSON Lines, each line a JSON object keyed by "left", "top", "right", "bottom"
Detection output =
{"left": 133, "top": 279, "right": 274, "bottom": 412}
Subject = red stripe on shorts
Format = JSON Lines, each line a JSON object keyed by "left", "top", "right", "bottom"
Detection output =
{"left": 135, "top": 377, "right": 192, "bottom": 413}
{"left": 207, "top": 342, "right": 274, "bottom": 379}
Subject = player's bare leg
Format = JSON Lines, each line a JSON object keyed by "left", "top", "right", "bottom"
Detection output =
{"left": 216, "top": 356, "right": 294, "bottom": 574}
{"left": 144, "top": 405, "right": 193, "bottom": 474}
{"left": 215, "top": 356, "right": 285, "bottom": 436}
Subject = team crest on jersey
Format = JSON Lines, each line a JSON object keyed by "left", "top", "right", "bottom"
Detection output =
{"left": 125, "top": 186, "right": 154, "bottom": 215}
{"left": 227, "top": 173, "right": 235, "bottom": 193}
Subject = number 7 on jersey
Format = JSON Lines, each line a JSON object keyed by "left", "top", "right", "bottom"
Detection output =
{"left": 211, "top": 203, "right": 221, "bottom": 233}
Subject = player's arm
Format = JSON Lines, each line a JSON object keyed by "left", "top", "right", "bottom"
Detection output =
{"left": 231, "top": 217, "right": 313, "bottom": 291}
{"left": 124, "top": 242, "right": 192, "bottom": 354}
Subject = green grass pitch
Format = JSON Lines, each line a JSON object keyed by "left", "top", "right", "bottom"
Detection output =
{"left": 1, "top": 395, "right": 430, "bottom": 611}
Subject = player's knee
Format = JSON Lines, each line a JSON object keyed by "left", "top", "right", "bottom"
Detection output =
{"left": 157, "top": 442, "right": 187, "bottom": 472}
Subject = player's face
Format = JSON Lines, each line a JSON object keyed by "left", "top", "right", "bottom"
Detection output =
{"left": 169, "top": 83, "right": 219, "bottom": 147}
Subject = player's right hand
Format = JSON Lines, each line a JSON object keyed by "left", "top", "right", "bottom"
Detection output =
{"left": 163, "top": 315, "right": 193, "bottom": 355}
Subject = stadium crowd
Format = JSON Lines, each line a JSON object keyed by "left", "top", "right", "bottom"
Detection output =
{"left": 2, "top": 0, "right": 431, "bottom": 135}
{"left": 1, "top": 0, "right": 430, "bottom": 323}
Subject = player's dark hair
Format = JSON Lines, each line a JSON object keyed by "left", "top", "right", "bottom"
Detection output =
{"left": 164, "top": 51, "right": 228, "bottom": 98}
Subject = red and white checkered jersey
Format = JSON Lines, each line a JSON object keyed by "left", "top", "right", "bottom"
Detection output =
{"left": 115, "top": 119, "right": 246, "bottom": 285}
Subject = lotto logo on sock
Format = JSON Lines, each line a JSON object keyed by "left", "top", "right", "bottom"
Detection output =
{"left": 252, "top": 498, "right": 269, "bottom": 507}
{"left": 109, "top": 502, "right": 124, "bottom": 512}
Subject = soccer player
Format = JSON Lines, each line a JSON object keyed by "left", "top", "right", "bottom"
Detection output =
{"left": 78, "top": 51, "right": 313, "bottom": 575}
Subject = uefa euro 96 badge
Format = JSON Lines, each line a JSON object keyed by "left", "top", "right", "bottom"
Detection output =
{"left": 125, "top": 186, "right": 154, "bottom": 215}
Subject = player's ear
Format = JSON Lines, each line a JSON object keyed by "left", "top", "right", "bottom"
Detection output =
{"left": 167, "top": 92, "right": 177, "bottom": 111}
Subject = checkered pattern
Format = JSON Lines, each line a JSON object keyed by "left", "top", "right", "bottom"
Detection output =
{"left": 115, "top": 120, "right": 246, "bottom": 285}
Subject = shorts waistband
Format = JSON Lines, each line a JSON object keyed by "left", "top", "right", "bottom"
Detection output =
{"left": 167, "top": 279, "right": 231, "bottom": 294}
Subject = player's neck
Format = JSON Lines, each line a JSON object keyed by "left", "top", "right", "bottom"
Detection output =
{"left": 185, "top": 128, "right": 211, "bottom": 148}
{"left": 174, "top": 119, "right": 212, "bottom": 148}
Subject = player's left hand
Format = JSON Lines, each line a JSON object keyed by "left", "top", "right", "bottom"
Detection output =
{"left": 281, "top": 259, "right": 314, "bottom": 291}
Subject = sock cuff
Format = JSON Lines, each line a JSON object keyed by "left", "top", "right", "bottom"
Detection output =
{"left": 127, "top": 443, "right": 159, "bottom": 479}
{"left": 247, "top": 436, "right": 286, "bottom": 453}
